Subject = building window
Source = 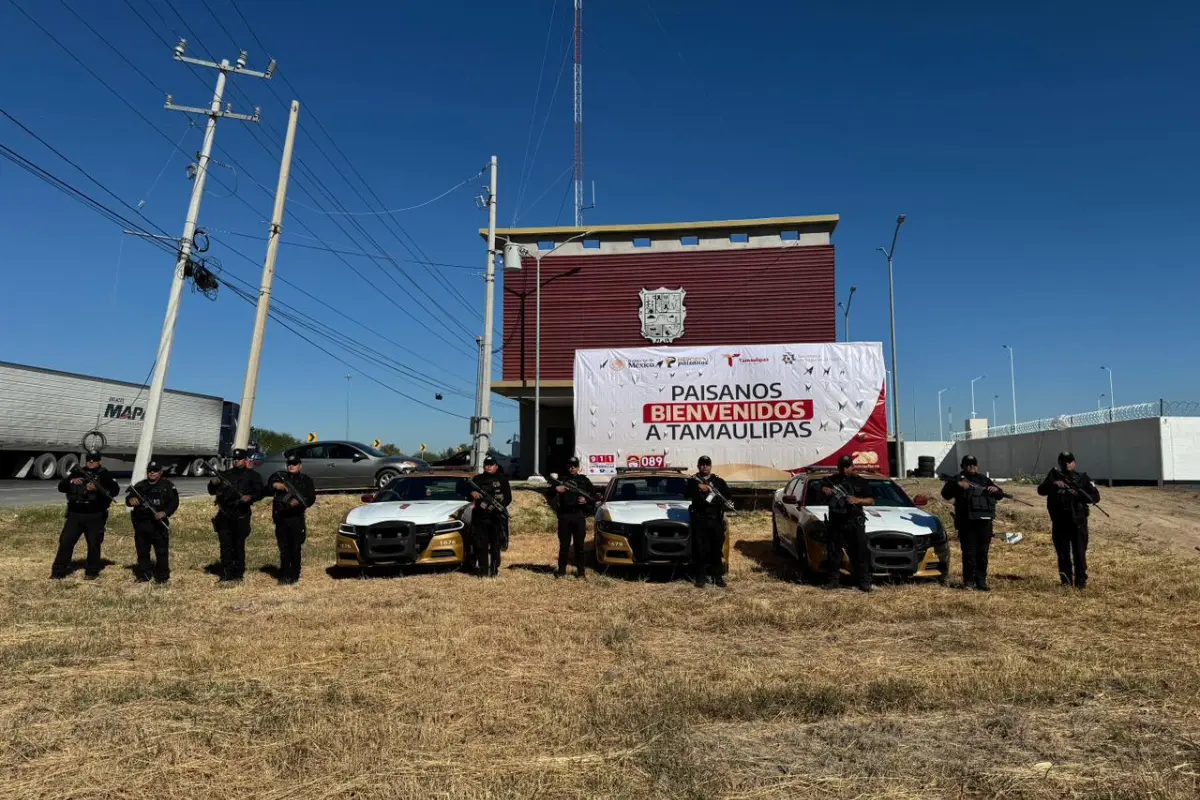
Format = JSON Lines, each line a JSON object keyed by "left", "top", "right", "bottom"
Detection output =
{"left": 780, "top": 230, "right": 799, "bottom": 241}
{"left": 538, "top": 240, "right": 555, "bottom": 251}
{"left": 583, "top": 238, "right": 600, "bottom": 249}
{"left": 633, "top": 237, "right": 651, "bottom": 248}
{"left": 730, "top": 233, "right": 749, "bottom": 243}
{"left": 681, "top": 235, "right": 699, "bottom": 246}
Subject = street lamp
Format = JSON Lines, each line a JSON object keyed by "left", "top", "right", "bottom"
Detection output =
{"left": 877, "top": 214, "right": 906, "bottom": 476}
{"left": 969, "top": 375, "right": 985, "bottom": 418}
{"left": 937, "top": 387, "right": 949, "bottom": 441}
{"left": 1098, "top": 392, "right": 1106, "bottom": 411}
{"left": 837, "top": 285, "right": 857, "bottom": 342}
{"left": 992, "top": 394, "right": 999, "bottom": 429}
{"left": 1002, "top": 344, "right": 1017, "bottom": 428}
{"left": 1100, "top": 366, "right": 1114, "bottom": 422}
{"left": 506, "top": 230, "right": 594, "bottom": 481}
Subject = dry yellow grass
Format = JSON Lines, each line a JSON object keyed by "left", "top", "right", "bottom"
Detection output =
{"left": 0, "top": 482, "right": 1198, "bottom": 798}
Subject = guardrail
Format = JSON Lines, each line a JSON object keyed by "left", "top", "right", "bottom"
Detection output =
{"left": 952, "top": 400, "right": 1200, "bottom": 441}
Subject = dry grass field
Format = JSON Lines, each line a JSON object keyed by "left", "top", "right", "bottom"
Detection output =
{"left": 1, "top": 481, "right": 1198, "bottom": 799}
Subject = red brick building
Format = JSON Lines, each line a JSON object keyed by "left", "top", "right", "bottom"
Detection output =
{"left": 484, "top": 215, "right": 838, "bottom": 476}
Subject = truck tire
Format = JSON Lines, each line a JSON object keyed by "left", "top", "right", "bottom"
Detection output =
{"left": 191, "top": 457, "right": 210, "bottom": 477}
{"left": 57, "top": 453, "right": 80, "bottom": 479}
{"left": 33, "top": 453, "right": 58, "bottom": 480}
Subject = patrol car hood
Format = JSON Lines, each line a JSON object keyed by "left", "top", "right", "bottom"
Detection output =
{"left": 345, "top": 500, "right": 467, "bottom": 526}
{"left": 599, "top": 500, "right": 692, "bottom": 525}
{"left": 805, "top": 504, "right": 942, "bottom": 536}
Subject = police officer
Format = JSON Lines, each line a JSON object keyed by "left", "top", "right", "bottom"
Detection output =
{"left": 126, "top": 461, "right": 179, "bottom": 583}
{"left": 207, "top": 448, "right": 265, "bottom": 583}
{"left": 469, "top": 456, "right": 511, "bottom": 577}
{"left": 818, "top": 455, "right": 875, "bottom": 592}
{"left": 549, "top": 456, "right": 596, "bottom": 578}
{"left": 51, "top": 451, "right": 121, "bottom": 580}
{"left": 267, "top": 454, "right": 317, "bottom": 584}
{"left": 940, "top": 454, "right": 1001, "bottom": 591}
{"left": 1038, "top": 452, "right": 1100, "bottom": 589}
{"left": 687, "top": 455, "right": 732, "bottom": 588}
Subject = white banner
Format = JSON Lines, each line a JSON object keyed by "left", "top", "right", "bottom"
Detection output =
{"left": 574, "top": 343, "right": 888, "bottom": 481}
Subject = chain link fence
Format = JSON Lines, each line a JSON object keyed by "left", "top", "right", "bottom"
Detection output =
{"left": 953, "top": 401, "right": 1200, "bottom": 442}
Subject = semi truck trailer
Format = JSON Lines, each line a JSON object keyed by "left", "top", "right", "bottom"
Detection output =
{"left": 0, "top": 361, "right": 240, "bottom": 479}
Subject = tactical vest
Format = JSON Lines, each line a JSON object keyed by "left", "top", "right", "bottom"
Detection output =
{"left": 965, "top": 481, "right": 997, "bottom": 521}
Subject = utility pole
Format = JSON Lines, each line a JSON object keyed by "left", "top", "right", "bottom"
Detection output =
{"left": 132, "top": 42, "right": 273, "bottom": 481}
{"left": 878, "top": 215, "right": 906, "bottom": 477}
{"left": 476, "top": 156, "right": 499, "bottom": 471}
{"left": 837, "top": 285, "right": 857, "bottom": 342}
{"left": 345, "top": 374, "right": 352, "bottom": 439}
{"left": 937, "top": 387, "right": 948, "bottom": 441}
{"left": 1003, "top": 344, "right": 1017, "bottom": 428}
{"left": 234, "top": 100, "right": 300, "bottom": 450}
{"left": 970, "top": 375, "right": 985, "bottom": 418}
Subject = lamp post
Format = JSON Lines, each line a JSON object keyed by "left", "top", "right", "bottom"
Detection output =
{"left": 837, "top": 285, "right": 857, "bottom": 342}
{"left": 937, "top": 387, "right": 948, "bottom": 441}
{"left": 509, "top": 231, "right": 593, "bottom": 480}
{"left": 970, "top": 375, "right": 985, "bottom": 419}
{"left": 1101, "top": 366, "right": 1114, "bottom": 422}
{"left": 1002, "top": 344, "right": 1017, "bottom": 428}
{"left": 1098, "top": 392, "right": 1106, "bottom": 411}
{"left": 992, "top": 394, "right": 999, "bottom": 429}
{"left": 877, "top": 214, "right": 906, "bottom": 477}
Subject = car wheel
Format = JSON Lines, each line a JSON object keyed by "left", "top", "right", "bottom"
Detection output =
{"left": 376, "top": 469, "right": 400, "bottom": 488}
{"left": 33, "top": 453, "right": 58, "bottom": 480}
{"left": 772, "top": 515, "right": 783, "bottom": 554}
{"left": 56, "top": 453, "right": 79, "bottom": 479}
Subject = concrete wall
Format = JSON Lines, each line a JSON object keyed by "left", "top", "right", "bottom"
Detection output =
{"left": 1160, "top": 417, "right": 1200, "bottom": 482}
{"left": 902, "top": 441, "right": 954, "bottom": 473}
{"left": 951, "top": 418, "right": 1164, "bottom": 482}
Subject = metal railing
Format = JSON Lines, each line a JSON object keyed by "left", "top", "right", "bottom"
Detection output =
{"left": 952, "top": 400, "right": 1200, "bottom": 441}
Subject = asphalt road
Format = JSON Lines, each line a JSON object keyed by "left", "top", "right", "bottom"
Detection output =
{"left": 0, "top": 478, "right": 212, "bottom": 509}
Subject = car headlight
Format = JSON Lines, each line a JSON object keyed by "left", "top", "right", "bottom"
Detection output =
{"left": 435, "top": 520, "right": 464, "bottom": 534}
{"left": 338, "top": 523, "right": 357, "bottom": 537}
{"left": 913, "top": 534, "right": 931, "bottom": 550}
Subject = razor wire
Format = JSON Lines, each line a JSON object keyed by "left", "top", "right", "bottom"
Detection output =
{"left": 952, "top": 400, "right": 1200, "bottom": 441}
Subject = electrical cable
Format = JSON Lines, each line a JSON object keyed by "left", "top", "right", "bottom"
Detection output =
{"left": 512, "top": 0, "right": 559, "bottom": 225}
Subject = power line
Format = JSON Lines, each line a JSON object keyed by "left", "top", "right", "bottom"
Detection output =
{"left": 513, "top": 0, "right": 560, "bottom": 225}
{"left": 215, "top": 229, "right": 481, "bottom": 269}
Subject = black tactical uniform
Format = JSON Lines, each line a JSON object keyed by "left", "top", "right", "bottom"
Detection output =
{"left": 819, "top": 457, "right": 873, "bottom": 592}
{"left": 548, "top": 458, "right": 596, "bottom": 578}
{"left": 686, "top": 456, "right": 732, "bottom": 588}
{"left": 51, "top": 453, "right": 120, "bottom": 579}
{"left": 940, "top": 455, "right": 1000, "bottom": 590}
{"left": 266, "top": 455, "right": 317, "bottom": 584}
{"left": 1038, "top": 452, "right": 1100, "bottom": 588}
{"left": 207, "top": 449, "right": 265, "bottom": 582}
{"left": 126, "top": 462, "right": 179, "bottom": 583}
{"left": 470, "top": 459, "right": 512, "bottom": 577}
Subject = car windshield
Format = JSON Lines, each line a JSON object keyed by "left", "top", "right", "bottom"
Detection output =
{"left": 374, "top": 476, "right": 471, "bottom": 502}
{"left": 358, "top": 444, "right": 388, "bottom": 458}
{"left": 608, "top": 476, "right": 690, "bottom": 503}
{"left": 807, "top": 477, "right": 914, "bottom": 507}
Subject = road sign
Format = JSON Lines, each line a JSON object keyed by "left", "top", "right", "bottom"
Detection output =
{"left": 419, "top": 443, "right": 427, "bottom": 453}
{"left": 307, "top": 432, "right": 317, "bottom": 443}
{"left": 373, "top": 439, "right": 381, "bottom": 448}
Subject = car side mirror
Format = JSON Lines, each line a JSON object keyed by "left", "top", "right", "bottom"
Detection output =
{"left": 361, "top": 492, "right": 376, "bottom": 503}
{"left": 913, "top": 494, "right": 929, "bottom": 507}
{"left": 352, "top": 453, "right": 366, "bottom": 462}
{"left": 782, "top": 494, "right": 798, "bottom": 505}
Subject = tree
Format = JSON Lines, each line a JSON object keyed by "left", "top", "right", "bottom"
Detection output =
{"left": 379, "top": 443, "right": 401, "bottom": 456}
{"left": 253, "top": 428, "right": 302, "bottom": 455}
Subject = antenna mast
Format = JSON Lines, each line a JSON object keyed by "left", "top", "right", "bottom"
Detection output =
{"left": 573, "top": 0, "right": 584, "bottom": 227}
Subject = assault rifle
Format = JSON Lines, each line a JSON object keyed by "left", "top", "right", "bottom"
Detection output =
{"left": 466, "top": 477, "right": 510, "bottom": 519}
{"left": 270, "top": 472, "right": 308, "bottom": 510}
{"left": 1057, "top": 470, "right": 1110, "bottom": 518}
{"left": 203, "top": 463, "right": 252, "bottom": 508}
{"left": 547, "top": 473, "right": 598, "bottom": 506}
{"left": 692, "top": 474, "right": 736, "bottom": 512}
{"left": 949, "top": 474, "right": 1035, "bottom": 507}
{"left": 73, "top": 467, "right": 115, "bottom": 503}
{"left": 126, "top": 482, "right": 170, "bottom": 531}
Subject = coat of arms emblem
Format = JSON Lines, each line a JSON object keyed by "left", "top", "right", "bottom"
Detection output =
{"left": 638, "top": 287, "right": 687, "bottom": 343}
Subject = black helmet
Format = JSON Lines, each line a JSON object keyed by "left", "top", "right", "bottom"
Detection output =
{"left": 147, "top": 461, "right": 163, "bottom": 473}
{"left": 1057, "top": 451, "right": 1075, "bottom": 466}
{"left": 85, "top": 451, "right": 102, "bottom": 463}
{"left": 285, "top": 453, "right": 302, "bottom": 466}
{"left": 567, "top": 456, "right": 580, "bottom": 467}
{"left": 837, "top": 455, "right": 854, "bottom": 469}
{"left": 483, "top": 456, "right": 497, "bottom": 467}
{"left": 961, "top": 454, "right": 978, "bottom": 467}
{"left": 232, "top": 448, "right": 249, "bottom": 460}
{"left": 697, "top": 455, "right": 712, "bottom": 467}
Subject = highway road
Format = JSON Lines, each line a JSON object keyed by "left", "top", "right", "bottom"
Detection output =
{"left": 0, "top": 478, "right": 212, "bottom": 509}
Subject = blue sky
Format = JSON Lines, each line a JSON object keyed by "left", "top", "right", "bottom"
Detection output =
{"left": 1, "top": 0, "right": 1197, "bottom": 449}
